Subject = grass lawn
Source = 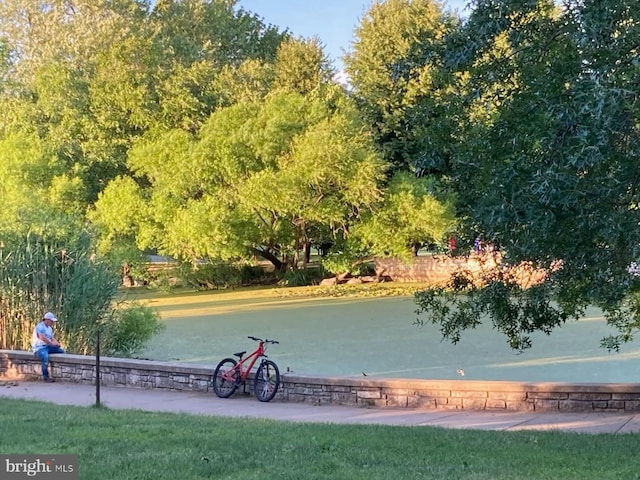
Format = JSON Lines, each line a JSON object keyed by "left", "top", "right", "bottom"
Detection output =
{"left": 1, "top": 398, "right": 639, "bottom": 480}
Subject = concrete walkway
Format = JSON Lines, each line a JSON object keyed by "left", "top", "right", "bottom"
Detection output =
{"left": 2, "top": 380, "right": 640, "bottom": 434}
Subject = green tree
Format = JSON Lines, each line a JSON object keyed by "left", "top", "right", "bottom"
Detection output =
{"left": 353, "top": 171, "right": 456, "bottom": 259}
{"left": 0, "top": 0, "right": 288, "bottom": 215}
{"left": 416, "top": 0, "right": 640, "bottom": 351}
{"left": 273, "top": 37, "right": 335, "bottom": 95}
{"left": 0, "top": 132, "right": 85, "bottom": 239}
{"left": 345, "top": 0, "right": 459, "bottom": 173}
{"left": 92, "top": 90, "right": 388, "bottom": 272}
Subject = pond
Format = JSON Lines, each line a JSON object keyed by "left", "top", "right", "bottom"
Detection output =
{"left": 139, "top": 289, "right": 640, "bottom": 383}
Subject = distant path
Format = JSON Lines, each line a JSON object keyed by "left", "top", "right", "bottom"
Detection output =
{"left": 139, "top": 290, "right": 638, "bottom": 383}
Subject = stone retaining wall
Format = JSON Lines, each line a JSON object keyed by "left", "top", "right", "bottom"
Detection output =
{"left": 374, "top": 255, "right": 547, "bottom": 287}
{"left": 3, "top": 350, "right": 640, "bottom": 412}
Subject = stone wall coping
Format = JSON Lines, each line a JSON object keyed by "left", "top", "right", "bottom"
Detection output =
{"left": 281, "top": 372, "right": 640, "bottom": 393}
{"left": 1, "top": 350, "right": 214, "bottom": 376}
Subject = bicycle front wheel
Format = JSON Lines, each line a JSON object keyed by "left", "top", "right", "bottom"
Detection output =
{"left": 212, "top": 358, "right": 238, "bottom": 398}
{"left": 254, "top": 359, "right": 280, "bottom": 402}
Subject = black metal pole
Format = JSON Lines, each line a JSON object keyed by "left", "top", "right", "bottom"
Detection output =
{"left": 95, "top": 327, "right": 101, "bottom": 407}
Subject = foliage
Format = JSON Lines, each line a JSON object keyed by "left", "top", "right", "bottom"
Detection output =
{"left": 273, "top": 37, "right": 335, "bottom": 95}
{"left": 345, "top": 0, "right": 459, "bottom": 174}
{"left": 322, "top": 245, "right": 373, "bottom": 277}
{"left": 102, "top": 302, "right": 164, "bottom": 357}
{"left": 352, "top": 172, "right": 457, "bottom": 259}
{"left": 415, "top": 278, "right": 571, "bottom": 351}
{"left": 0, "top": 0, "right": 289, "bottom": 209}
{"left": 107, "top": 90, "right": 389, "bottom": 272}
{"left": 171, "top": 262, "right": 270, "bottom": 290}
{"left": 278, "top": 267, "right": 325, "bottom": 287}
{"left": 0, "top": 231, "right": 160, "bottom": 356}
{"left": 404, "top": 0, "right": 640, "bottom": 351}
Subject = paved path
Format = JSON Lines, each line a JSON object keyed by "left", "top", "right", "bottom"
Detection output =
{"left": 2, "top": 380, "right": 640, "bottom": 434}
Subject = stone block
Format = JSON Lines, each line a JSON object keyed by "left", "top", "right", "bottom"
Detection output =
{"left": 386, "top": 395, "right": 408, "bottom": 407}
{"left": 407, "top": 396, "right": 436, "bottom": 408}
{"left": 172, "top": 375, "right": 189, "bottom": 384}
{"left": 294, "top": 386, "right": 315, "bottom": 395}
{"left": 154, "top": 376, "right": 172, "bottom": 388}
{"left": 605, "top": 400, "right": 625, "bottom": 410}
{"left": 528, "top": 392, "right": 568, "bottom": 400}
{"left": 285, "top": 393, "right": 307, "bottom": 403}
{"left": 357, "top": 397, "right": 379, "bottom": 407}
{"left": 611, "top": 393, "right": 639, "bottom": 400}
{"left": 534, "top": 399, "right": 559, "bottom": 410}
{"left": 417, "top": 389, "right": 450, "bottom": 399}
{"left": 330, "top": 385, "right": 351, "bottom": 393}
{"left": 462, "top": 398, "right": 487, "bottom": 410}
{"left": 624, "top": 401, "right": 640, "bottom": 411}
{"left": 357, "top": 390, "right": 381, "bottom": 399}
{"left": 451, "top": 390, "right": 487, "bottom": 399}
{"left": 383, "top": 388, "right": 416, "bottom": 396}
{"left": 485, "top": 399, "right": 507, "bottom": 409}
{"left": 488, "top": 392, "right": 526, "bottom": 402}
{"left": 331, "top": 392, "right": 356, "bottom": 405}
{"left": 558, "top": 400, "right": 592, "bottom": 411}
{"left": 568, "top": 393, "right": 611, "bottom": 401}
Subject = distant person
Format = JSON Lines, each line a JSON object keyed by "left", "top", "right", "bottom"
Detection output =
{"left": 448, "top": 237, "right": 457, "bottom": 255}
{"left": 32, "top": 312, "right": 65, "bottom": 382}
{"left": 473, "top": 236, "right": 482, "bottom": 254}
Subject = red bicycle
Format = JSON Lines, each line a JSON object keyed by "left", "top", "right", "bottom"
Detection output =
{"left": 212, "top": 336, "right": 281, "bottom": 402}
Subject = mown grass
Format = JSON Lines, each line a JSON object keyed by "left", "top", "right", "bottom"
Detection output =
{"left": 119, "top": 281, "right": 427, "bottom": 305}
{"left": 1, "top": 398, "right": 639, "bottom": 480}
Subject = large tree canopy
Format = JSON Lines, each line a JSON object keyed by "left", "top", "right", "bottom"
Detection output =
{"left": 415, "top": 0, "right": 640, "bottom": 351}
{"left": 0, "top": 0, "right": 288, "bottom": 211}
{"left": 91, "top": 89, "right": 389, "bottom": 271}
{"left": 345, "top": 0, "right": 459, "bottom": 174}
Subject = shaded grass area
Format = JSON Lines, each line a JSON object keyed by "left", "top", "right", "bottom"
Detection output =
{"left": 1, "top": 398, "right": 639, "bottom": 480}
{"left": 118, "top": 281, "right": 428, "bottom": 304}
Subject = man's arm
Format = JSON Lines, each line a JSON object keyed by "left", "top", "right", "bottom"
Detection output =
{"left": 36, "top": 326, "right": 60, "bottom": 347}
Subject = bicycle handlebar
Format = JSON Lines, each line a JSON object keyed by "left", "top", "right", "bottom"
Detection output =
{"left": 248, "top": 335, "right": 279, "bottom": 344}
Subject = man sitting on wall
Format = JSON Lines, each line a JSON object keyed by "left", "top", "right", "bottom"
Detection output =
{"left": 32, "top": 312, "right": 65, "bottom": 383}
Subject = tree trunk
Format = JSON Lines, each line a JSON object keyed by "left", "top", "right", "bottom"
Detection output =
{"left": 250, "top": 247, "right": 286, "bottom": 272}
{"left": 303, "top": 242, "right": 311, "bottom": 267}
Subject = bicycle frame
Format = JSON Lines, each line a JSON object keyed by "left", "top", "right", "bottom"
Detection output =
{"left": 213, "top": 336, "right": 281, "bottom": 402}
{"left": 220, "top": 339, "right": 268, "bottom": 383}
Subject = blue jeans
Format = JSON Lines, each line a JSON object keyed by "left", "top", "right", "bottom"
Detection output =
{"left": 34, "top": 346, "right": 65, "bottom": 379}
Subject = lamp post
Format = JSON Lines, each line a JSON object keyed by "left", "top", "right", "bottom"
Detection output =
{"left": 95, "top": 326, "right": 101, "bottom": 407}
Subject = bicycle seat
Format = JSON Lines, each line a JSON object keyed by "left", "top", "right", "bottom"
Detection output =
{"left": 234, "top": 351, "right": 246, "bottom": 358}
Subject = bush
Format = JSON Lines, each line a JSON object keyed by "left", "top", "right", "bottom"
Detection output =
{"left": 0, "top": 231, "right": 120, "bottom": 352}
{"left": 278, "top": 268, "right": 325, "bottom": 287}
{"left": 103, "top": 303, "right": 164, "bottom": 357}
{"left": 171, "top": 262, "right": 270, "bottom": 290}
{"left": 0, "top": 231, "right": 164, "bottom": 357}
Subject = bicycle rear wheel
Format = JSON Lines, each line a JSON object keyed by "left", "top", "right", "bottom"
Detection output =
{"left": 254, "top": 359, "right": 280, "bottom": 402}
{"left": 212, "top": 358, "right": 238, "bottom": 398}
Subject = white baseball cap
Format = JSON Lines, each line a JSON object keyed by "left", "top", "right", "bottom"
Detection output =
{"left": 43, "top": 312, "right": 57, "bottom": 322}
